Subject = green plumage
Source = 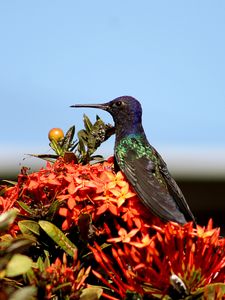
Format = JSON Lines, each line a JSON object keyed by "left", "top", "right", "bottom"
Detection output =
{"left": 116, "top": 135, "right": 166, "bottom": 187}
{"left": 116, "top": 135, "right": 154, "bottom": 162}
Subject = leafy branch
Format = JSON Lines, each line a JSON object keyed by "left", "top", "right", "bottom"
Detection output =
{"left": 30, "top": 115, "right": 115, "bottom": 164}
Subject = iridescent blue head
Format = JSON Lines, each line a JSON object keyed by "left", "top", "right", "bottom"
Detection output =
{"left": 71, "top": 96, "right": 145, "bottom": 138}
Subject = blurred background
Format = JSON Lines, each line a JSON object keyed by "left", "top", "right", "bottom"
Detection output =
{"left": 0, "top": 1, "right": 224, "bottom": 231}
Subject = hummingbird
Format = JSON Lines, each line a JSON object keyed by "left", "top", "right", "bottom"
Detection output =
{"left": 71, "top": 96, "right": 195, "bottom": 225}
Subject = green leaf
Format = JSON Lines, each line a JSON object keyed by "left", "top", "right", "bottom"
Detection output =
{"left": 26, "top": 267, "right": 37, "bottom": 285}
{"left": 77, "top": 131, "right": 87, "bottom": 157}
{"left": 61, "top": 125, "right": 75, "bottom": 152}
{"left": 0, "top": 179, "right": 17, "bottom": 186}
{"left": 142, "top": 284, "right": 172, "bottom": 299}
{"left": 190, "top": 283, "right": 225, "bottom": 300}
{"left": 33, "top": 251, "right": 51, "bottom": 272}
{"left": 53, "top": 282, "right": 72, "bottom": 292}
{"left": 87, "top": 136, "right": 98, "bottom": 156}
{"left": 37, "top": 256, "right": 45, "bottom": 272}
{"left": 27, "top": 153, "right": 58, "bottom": 163}
{"left": 6, "top": 254, "right": 33, "bottom": 277}
{"left": 50, "top": 139, "right": 63, "bottom": 155}
{"left": 18, "top": 220, "right": 40, "bottom": 236}
{"left": 6, "top": 238, "right": 34, "bottom": 255}
{"left": 17, "top": 201, "right": 35, "bottom": 215}
{"left": 0, "top": 209, "right": 18, "bottom": 231}
{"left": 82, "top": 243, "right": 111, "bottom": 259}
{"left": 38, "top": 220, "right": 77, "bottom": 257}
{"left": 9, "top": 286, "right": 37, "bottom": 300}
{"left": 43, "top": 250, "right": 51, "bottom": 268}
{"left": 78, "top": 129, "right": 88, "bottom": 144}
{"left": 80, "top": 287, "right": 103, "bottom": 300}
{"left": 46, "top": 200, "right": 61, "bottom": 221}
{"left": 89, "top": 156, "right": 104, "bottom": 163}
{"left": 83, "top": 114, "right": 93, "bottom": 132}
{"left": 78, "top": 129, "right": 88, "bottom": 140}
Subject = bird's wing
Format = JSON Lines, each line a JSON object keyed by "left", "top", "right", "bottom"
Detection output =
{"left": 154, "top": 149, "right": 196, "bottom": 223}
{"left": 116, "top": 149, "right": 190, "bottom": 224}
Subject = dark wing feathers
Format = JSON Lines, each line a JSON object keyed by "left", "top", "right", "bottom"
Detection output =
{"left": 155, "top": 150, "right": 196, "bottom": 223}
{"left": 116, "top": 148, "right": 195, "bottom": 224}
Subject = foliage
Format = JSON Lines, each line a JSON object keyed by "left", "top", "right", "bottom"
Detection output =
{"left": 30, "top": 114, "right": 115, "bottom": 164}
{"left": 0, "top": 117, "right": 224, "bottom": 299}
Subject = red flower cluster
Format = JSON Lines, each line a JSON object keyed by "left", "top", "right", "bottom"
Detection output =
{"left": 44, "top": 251, "right": 91, "bottom": 299}
{"left": 91, "top": 221, "right": 225, "bottom": 298}
{"left": 1, "top": 157, "right": 156, "bottom": 231}
{"left": 0, "top": 158, "right": 225, "bottom": 299}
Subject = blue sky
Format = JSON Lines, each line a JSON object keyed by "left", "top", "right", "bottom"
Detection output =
{"left": 0, "top": 1, "right": 225, "bottom": 176}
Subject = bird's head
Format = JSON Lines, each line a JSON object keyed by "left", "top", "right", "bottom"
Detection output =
{"left": 71, "top": 96, "right": 143, "bottom": 129}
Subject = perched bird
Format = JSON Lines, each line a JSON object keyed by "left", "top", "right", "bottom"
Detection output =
{"left": 71, "top": 96, "right": 195, "bottom": 225}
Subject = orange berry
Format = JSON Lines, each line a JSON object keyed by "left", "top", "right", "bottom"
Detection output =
{"left": 48, "top": 128, "right": 64, "bottom": 142}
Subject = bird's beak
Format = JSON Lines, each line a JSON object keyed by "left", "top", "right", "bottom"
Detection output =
{"left": 70, "top": 103, "right": 109, "bottom": 111}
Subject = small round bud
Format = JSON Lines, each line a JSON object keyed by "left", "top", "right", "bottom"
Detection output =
{"left": 48, "top": 128, "right": 64, "bottom": 142}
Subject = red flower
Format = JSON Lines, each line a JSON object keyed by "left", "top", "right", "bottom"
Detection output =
{"left": 94, "top": 192, "right": 119, "bottom": 216}
{"left": 0, "top": 186, "right": 18, "bottom": 213}
{"left": 42, "top": 252, "right": 91, "bottom": 299}
{"left": 1, "top": 158, "right": 225, "bottom": 299}
{"left": 91, "top": 220, "right": 225, "bottom": 298}
{"left": 107, "top": 227, "right": 139, "bottom": 243}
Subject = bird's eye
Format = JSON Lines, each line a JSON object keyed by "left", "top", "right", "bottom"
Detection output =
{"left": 116, "top": 101, "right": 122, "bottom": 106}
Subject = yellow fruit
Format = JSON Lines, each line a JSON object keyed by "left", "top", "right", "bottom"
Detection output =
{"left": 48, "top": 128, "right": 64, "bottom": 142}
